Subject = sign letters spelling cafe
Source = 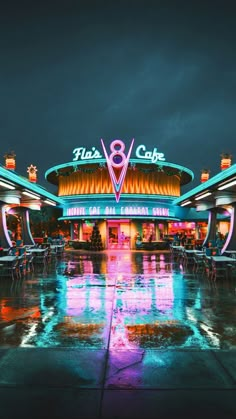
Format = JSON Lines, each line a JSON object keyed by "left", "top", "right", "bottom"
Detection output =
{"left": 62, "top": 139, "right": 176, "bottom": 219}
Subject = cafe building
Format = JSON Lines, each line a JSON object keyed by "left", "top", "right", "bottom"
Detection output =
{"left": 45, "top": 138, "right": 210, "bottom": 250}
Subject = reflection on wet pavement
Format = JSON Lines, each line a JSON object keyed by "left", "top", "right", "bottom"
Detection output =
{"left": 0, "top": 250, "right": 236, "bottom": 350}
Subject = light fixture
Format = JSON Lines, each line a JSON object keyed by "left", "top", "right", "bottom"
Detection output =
{"left": 195, "top": 192, "right": 212, "bottom": 200}
{"left": 44, "top": 199, "right": 56, "bottom": 206}
{"left": 0, "top": 180, "right": 15, "bottom": 190}
{"left": 181, "top": 201, "right": 192, "bottom": 206}
{"left": 218, "top": 179, "right": 236, "bottom": 190}
{"left": 22, "top": 190, "right": 40, "bottom": 199}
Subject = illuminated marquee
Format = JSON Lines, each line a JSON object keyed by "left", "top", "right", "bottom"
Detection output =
{"left": 72, "top": 139, "right": 166, "bottom": 201}
{"left": 72, "top": 142, "right": 165, "bottom": 163}
{"left": 72, "top": 146, "right": 102, "bottom": 160}
{"left": 101, "top": 138, "right": 134, "bottom": 202}
{"left": 135, "top": 145, "right": 165, "bottom": 163}
{"left": 66, "top": 206, "right": 169, "bottom": 217}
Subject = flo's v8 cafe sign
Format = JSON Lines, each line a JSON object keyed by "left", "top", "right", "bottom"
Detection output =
{"left": 72, "top": 141, "right": 165, "bottom": 164}
{"left": 72, "top": 139, "right": 166, "bottom": 202}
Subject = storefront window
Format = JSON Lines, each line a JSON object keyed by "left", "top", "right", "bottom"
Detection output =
{"left": 82, "top": 220, "right": 95, "bottom": 241}
{"left": 142, "top": 223, "right": 155, "bottom": 242}
{"left": 167, "top": 221, "right": 208, "bottom": 241}
{"left": 168, "top": 221, "right": 196, "bottom": 239}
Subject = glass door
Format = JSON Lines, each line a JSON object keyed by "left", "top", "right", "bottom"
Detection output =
{"left": 107, "top": 221, "right": 130, "bottom": 249}
{"left": 108, "top": 225, "right": 119, "bottom": 247}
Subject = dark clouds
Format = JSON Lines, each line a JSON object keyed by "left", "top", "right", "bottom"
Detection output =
{"left": 0, "top": 0, "right": 236, "bottom": 192}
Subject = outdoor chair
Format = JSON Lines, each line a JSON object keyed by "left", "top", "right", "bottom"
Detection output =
{"left": 202, "top": 256, "right": 213, "bottom": 279}
{"left": 0, "top": 259, "right": 20, "bottom": 281}
{"left": 225, "top": 253, "right": 236, "bottom": 278}
{"left": 47, "top": 247, "right": 58, "bottom": 268}
{"left": 193, "top": 253, "right": 205, "bottom": 274}
{"left": 17, "top": 254, "right": 27, "bottom": 278}
{"left": 26, "top": 254, "right": 35, "bottom": 273}
{"left": 34, "top": 250, "right": 48, "bottom": 274}
{"left": 183, "top": 251, "right": 195, "bottom": 270}
{"left": 211, "top": 258, "right": 229, "bottom": 281}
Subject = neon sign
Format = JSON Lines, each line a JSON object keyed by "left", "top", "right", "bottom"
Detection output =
{"left": 72, "top": 142, "right": 165, "bottom": 164}
{"left": 135, "top": 145, "right": 165, "bottom": 163}
{"left": 72, "top": 147, "right": 102, "bottom": 161}
{"left": 66, "top": 206, "right": 169, "bottom": 217}
{"left": 71, "top": 139, "right": 166, "bottom": 202}
{"left": 101, "top": 138, "right": 134, "bottom": 202}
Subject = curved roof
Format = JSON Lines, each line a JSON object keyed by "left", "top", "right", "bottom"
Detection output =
{"left": 0, "top": 164, "right": 64, "bottom": 206}
{"left": 174, "top": 163, "right": 236, "bottom": 208}
{"left": 45, "top": 158, "right": 194, "bottom": 187}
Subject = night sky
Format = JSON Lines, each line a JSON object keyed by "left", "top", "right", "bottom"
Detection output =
{"left": 1, "top": 0, "right": 236, "bottom": 193}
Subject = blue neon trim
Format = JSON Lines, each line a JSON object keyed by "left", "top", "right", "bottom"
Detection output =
{"left": 45, "top": 159, "right": 107, "bottom": 178}
{"left": 174, "top": 163, "right": 236, "bottom": 205}
{"left": 130, "top": 159, "right": 194, "bottom": 180}
{"left": 0, "top": 166, "right": 64, "bottom": 204}
{"left": 45, "top": 159, "right": 194, "bottom": 181}
{"left": 58, "top": 215, "right": 181, "bottom": 221}
{"left": 61, "top": 194, "right": 178, "bottom": 201}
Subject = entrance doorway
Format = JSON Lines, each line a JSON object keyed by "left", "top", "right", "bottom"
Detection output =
{"left": 107, "top": 220, "right": 130, "bottom": 250}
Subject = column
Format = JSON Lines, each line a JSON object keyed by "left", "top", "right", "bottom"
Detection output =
{"left": 70, "top": 222, "right": 74, "bottom": 239}
{"left": 17, "top": 207, "right": 35, "bottom": 245}
{"left": 164, "top": 221, "right": 168, "bottom": 235}
{"left": 79, "top": 221, "right": 83, "bottom": 240}
{"left": 155, "top": 222, "right": 160, "bottom": 240}
{"left": 0, "top": 205, "right": 12, "bottom": 248}
{"left": 195, "top": 223, "right": 200, "bottom": 239}
{"left": 202, "top": 209, "right": 217, "bottom": 247}
{"left": 222, "top": 203, "right": 236, "bottom": 252}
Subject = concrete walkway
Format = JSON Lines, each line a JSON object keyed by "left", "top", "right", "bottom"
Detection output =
{"left": 0, "top": 347, "right": 236, "bottom": 418}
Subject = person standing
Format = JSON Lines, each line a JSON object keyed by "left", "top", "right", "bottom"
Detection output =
{"left": 120, "top": 231, "right": 125, "bottom": 247}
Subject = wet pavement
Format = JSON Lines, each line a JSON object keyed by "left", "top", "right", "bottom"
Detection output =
{"left": 0, "top": 249, "right": 236, "bottom": 418}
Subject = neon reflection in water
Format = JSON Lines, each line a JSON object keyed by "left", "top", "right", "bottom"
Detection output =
{"left": 1, "top": 252, "right": 227, "bottom": 349}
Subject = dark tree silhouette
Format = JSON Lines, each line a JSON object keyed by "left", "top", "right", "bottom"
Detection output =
{"left": 89, "top": 222, "right": 103, "bottom": 251}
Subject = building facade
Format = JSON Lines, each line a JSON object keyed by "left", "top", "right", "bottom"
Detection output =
{"left": 45, "top": 138, "right": 210, "bottom": 250}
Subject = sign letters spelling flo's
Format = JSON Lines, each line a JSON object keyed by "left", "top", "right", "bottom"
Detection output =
{"left": 72, "top": 139, "right": 166, "bottom": 202}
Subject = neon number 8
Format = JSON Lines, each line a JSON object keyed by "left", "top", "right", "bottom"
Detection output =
{"left": 109, "top": 140, "right": 126, "bottom": 168}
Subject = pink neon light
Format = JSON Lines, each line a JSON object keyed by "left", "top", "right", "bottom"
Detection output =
{"left": 101, "top": 138, "right": 134, "bottom": 202}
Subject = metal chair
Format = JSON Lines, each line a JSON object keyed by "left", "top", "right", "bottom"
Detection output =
{"left": 211, "top": 258, "right": 229, "bottom": 281}
{"left": 193, "top": 253, "right": 205, "bottom": 274}
{"left": 183, "top": 251, "right": 195, "bottom": 270}
{"left": 202, "top": 256, "right": 213, "bottom": 279}
{"left": 0, "top": 259, "right": 20, "bottom": 280}
{"left": 34, "top": 250, "right": 48, "bottom": 274}
{"left": 26, "top": 254, "right": 35, "bottom": 273}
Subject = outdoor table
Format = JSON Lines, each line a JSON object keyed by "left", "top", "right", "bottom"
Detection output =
{"left": 211, "top": 256, "right": 236, "bottom": 263}
{"left": 0, "top": 256, "right": 19, "bottom": 279}
{"left": 224, "top": 250, "right": 236, "bottom": 257}
{"left": 50, "top": 244, "right": 64, "bottom": 250}
{"left": 184, "top": 250, "right": 204, "bottom": 254}
{"left": 209, "top": 255, "right": 236, "bottom": 280}
{"left": 0, "top": 256, "right": 18, "bottom": 263}
{"left": 2, "top": 248, "right": 11, "bottom": 255}
{"left": 27, "top": 248, "right": 47, "bottom": 253}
